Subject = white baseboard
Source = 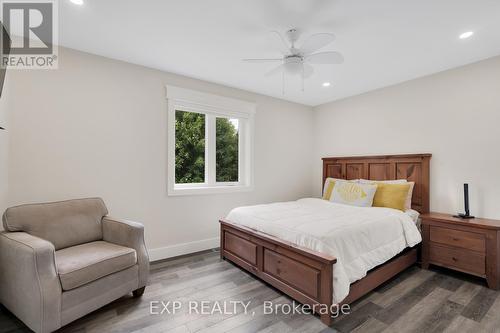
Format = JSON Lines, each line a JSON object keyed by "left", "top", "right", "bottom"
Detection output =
{"left": 148, "top": 237, "right": 220, "bottom": 262}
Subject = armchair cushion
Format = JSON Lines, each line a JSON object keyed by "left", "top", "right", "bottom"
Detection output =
{"left": 55, "top": 241, "right": 137, "bottom": 291}
{"left": 2, "top": 198, "right": 108, "bottom": 250}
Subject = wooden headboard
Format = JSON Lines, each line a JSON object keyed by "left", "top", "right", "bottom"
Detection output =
{"left": 322, "top": 154, "right": 431, "bottom": 213}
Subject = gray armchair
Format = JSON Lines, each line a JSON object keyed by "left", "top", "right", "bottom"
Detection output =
{"left": 0, "top": 198, "right": 149, "bottom": 333}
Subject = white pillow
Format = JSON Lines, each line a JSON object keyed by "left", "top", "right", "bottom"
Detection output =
{"left": 330, "top": 181, "right": 378, "bottom": 207}
{"left": 322, "top": 178, "right": 359, "bottom": 200}
{"left": 359, "top": 179, "right": 414, "bottom": 210}
{"left": 359, "top": 179, "right": 407, "bottom": 184}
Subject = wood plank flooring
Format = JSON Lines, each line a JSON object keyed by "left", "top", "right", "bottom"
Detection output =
{"left": 1, "top": 249, "right": 500, "bottom": 333}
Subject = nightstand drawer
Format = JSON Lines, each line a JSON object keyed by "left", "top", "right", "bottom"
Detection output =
{"left": 430, "top": 226, "right": 485, "bottom": 253}
{"left": 429, "top": 243, "right": 485, "bottom": 276}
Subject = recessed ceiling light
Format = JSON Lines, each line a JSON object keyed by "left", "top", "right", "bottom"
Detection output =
{"left": 70, "top": 0, "right": 84, "bottom": 5}
{"left": 459, "top": 31, "right": 474, "bottom": 39}
{"left": 322, "top": 82, "right": 331, "bottom": 87}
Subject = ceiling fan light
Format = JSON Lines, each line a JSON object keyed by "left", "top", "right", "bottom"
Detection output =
{"left": 322, "top": 82, "right": 331, "bottom": 87}
{"left": 284, "top": 62, "right": 302, "bottom": 75}
{"left": 283, "top": 55, "right": 303, "bottom": 75}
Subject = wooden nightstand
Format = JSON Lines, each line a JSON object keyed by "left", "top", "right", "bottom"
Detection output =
{"left": 421, "top": 212, "right": 500, "bottom": 290}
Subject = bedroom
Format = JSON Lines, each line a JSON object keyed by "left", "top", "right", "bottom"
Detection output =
{"left": 0, "top": 1, "right": 500, "bottom": 332}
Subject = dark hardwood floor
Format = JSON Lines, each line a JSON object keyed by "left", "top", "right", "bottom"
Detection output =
{"left": 1, "top": 249, "right": 500, "bottom": 333}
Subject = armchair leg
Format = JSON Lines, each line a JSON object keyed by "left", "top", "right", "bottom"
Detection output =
{"left": 133, "top": 287, "right": 145, "bottom": 297}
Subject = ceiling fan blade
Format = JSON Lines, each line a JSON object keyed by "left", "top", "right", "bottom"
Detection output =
{"left": 242, "top": 58, "right": 282, "bottom": 63}
{"left": 300, "top": 33, "right": 335, "bottom": 54}
{"left": 305, "top": 51, "right": 344, "bottom": 64}
{"left": 303, "top": 63, "right": 314, "bottom": 78}
{"left": 269, "top": 30, "right": 290, "bottom": 54}
{"left": 265, "top": 64, "right": 285, "bottom": 77}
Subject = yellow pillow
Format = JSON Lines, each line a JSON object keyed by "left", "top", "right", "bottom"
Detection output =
{"left": 372, "top": 183, "right": 411, "bottom": 211}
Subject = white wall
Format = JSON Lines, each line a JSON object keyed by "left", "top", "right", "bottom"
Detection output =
{"left": 5, "top": 47, "right": 314, "bottom": 259}
{"left": 313, "top": 56, "right": 500, "bottom": 219}
{"left": 0, "top": 71, "right": 11, "bottom": 226}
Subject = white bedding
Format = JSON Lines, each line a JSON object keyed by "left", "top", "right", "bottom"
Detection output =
{"left": 226, "top": 198, "right": 422, "bottom": 304}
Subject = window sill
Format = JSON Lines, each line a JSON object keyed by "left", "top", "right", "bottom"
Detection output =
{"left": 168, "top": 184, "right": 254, "bottom": 196}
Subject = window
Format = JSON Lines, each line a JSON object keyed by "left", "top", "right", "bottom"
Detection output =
{"left": 167, "top": 86, "right": 255, "bottom": 195}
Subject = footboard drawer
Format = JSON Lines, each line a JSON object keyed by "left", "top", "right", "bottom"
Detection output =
{"left": 263, "top": 248, "right": 320, "bottom": 299}
{"left": 224, "top": 231, "right": 258, "bottom": 266}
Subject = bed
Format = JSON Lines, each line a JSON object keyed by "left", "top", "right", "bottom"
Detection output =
{"left": 219, "top": 154, "right": 431, "bottom": 326}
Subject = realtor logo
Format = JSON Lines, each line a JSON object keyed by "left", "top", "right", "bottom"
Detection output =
{"left": 1, "top": 0, "right": 58, "bottom": 69}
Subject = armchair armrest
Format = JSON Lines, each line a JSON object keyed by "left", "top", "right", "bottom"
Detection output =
{"left": 102, "top": 216, "right": 149, "bottom": 288}
{"left": 0, "top": 232, "right": 62, "bottom": 333}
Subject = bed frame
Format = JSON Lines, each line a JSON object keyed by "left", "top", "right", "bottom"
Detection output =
{"left": 220, "top": 154, "right": 431, "bottom": 326}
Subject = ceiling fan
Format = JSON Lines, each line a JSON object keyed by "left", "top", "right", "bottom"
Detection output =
{"left": 243, "top": 28, "right": 344, "bottom": 93}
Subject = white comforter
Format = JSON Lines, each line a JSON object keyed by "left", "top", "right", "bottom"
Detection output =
{"left": 226, "top": 198, "right": 422, "bottom": 303}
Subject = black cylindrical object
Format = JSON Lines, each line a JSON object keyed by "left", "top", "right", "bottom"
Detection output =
{"left": 464, "top": 183, "right": 470, "bottom": 216}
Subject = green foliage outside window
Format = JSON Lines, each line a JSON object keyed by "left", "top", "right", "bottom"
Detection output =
{"left": 175, "top": 110, "right": 239, "bottom": 184}
{"left": 216, "top": 118, "right": 239, "bottom": 182}
{"left": 175, "top": 111, "right": 205, "bottom": 183}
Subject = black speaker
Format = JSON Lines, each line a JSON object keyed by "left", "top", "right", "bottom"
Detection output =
{"left": 454, "top": 183, "right": 474, "bottom": 219}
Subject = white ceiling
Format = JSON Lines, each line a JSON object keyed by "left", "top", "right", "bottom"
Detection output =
{"left": 59, "top": 0, "right": 500, "bottom": 106}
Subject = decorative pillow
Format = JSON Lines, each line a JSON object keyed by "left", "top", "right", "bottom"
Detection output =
{"left": 330, "top": 181, "right": 378, "bottom": 207}
{"left": 322, "top": 178, "right": 359, "bottom": 200}
{"left": 359, "top": 179, "right": 414, "bottom": 210}
{"left": 322, "top": 178, "right": 337, "bottom": 200}
{"left": 371, "top": 183, "right": 411, "bottom": 211}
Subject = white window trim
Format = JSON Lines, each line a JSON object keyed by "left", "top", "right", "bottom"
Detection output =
{"left": 166, "top": 85, "right": 255, "bottom": 196}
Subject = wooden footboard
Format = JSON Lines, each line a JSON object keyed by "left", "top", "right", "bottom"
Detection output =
{"left": 220, "top": 220, "right": 337, "bottom": 325}
{"left": 220, "top": 220, "right": 417, "bottom": 326}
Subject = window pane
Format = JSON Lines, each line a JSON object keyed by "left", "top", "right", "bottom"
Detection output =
{"left": 175, "top": 110, "right": 205, "bottom": 184}
{"left": 216, "top": 117, "right": 239, "bottom": 182}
